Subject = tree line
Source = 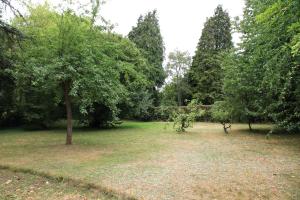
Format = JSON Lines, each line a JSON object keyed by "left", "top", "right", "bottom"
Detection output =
{"left": 1, "top": 1, "right": 167, "bottom": 144}
{"left": 163, "top": 0, "right": 300, "bottom": 133}
{"left": 0, "top": 0, "right": 299, "bottom": 144}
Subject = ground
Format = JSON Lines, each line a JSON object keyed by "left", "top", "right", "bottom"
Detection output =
{"left": 0, "top": 169, "right": 118, "bottom": 200}
{"left": 0, "top": 122, "right": 299, "bottom": 200}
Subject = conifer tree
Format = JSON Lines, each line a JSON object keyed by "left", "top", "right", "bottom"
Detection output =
{"left": 128, "top": 10, "right": 165, "bottom": 105}
{"left": 189, "top": 5, "right": 232, "bottom": 105}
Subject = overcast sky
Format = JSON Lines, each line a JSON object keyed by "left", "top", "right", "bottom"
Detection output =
{"left": 7, "top": 0, "right": 245, "bottom": 56}
{"left": 100, "top": 0, "right": 245, "bottom": 56}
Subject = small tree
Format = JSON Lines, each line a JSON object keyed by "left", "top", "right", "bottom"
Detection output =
{"left": 222, "top": 50, "right": 262, "bottom": 132}
{"left": 211, "top": 101, "right": 232, "bottom": 134}
{"left": 172, "top": 100, "right": 199, "bottom": 133}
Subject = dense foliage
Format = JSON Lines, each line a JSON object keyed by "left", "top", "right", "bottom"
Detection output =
{"left": 188, "top": 5, "right": 233, "bottom": 105}
{"left": 0, "top": 0, "right": 23, "bottom": 127}
{"left": 0, "top": 1, "right": 299, "bottom": 140}
{"left": 172, "top": 100, "right": 199, "bottom": 132}
{"left": 211, "top": 101, "right": 232, "bottom": 133}
{"left": 11, "top": 4, "right": 151, "bottom": 143}
{"left": 221, "top": 0, "right": 300, "bottom": 132}
{"left": 165, "top": 50, "right": 191, "bottom": 106}
{"left": 128, "top": 10, "right": 165, "bottom": 106}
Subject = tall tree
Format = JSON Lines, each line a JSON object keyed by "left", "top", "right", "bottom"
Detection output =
{"left": 242, "top": 0, "right": 300, "bottom": 132}
{"left": 14, "top": 5, "right": 148, "bottom": 144}
{"left": 14, "top": 4, "right": 150, "bottom": 141}
{"left": 221, "top": 50, "right": 262, "bottom": 131}
{"left": 128, "top": 10, "right": 165, "bottom": 105}
{"left": 222, "top": 0, "right": 300, "bottom": 132}
{"left": 189, "top": 5, "right": 233, "bottom": 105}
{"left": 166, "top": 50, "right": 191, "bottom": 106}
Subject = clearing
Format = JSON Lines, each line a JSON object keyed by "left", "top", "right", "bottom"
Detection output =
{"left": 0, "top": 122, "right": 299, "bottom": 200}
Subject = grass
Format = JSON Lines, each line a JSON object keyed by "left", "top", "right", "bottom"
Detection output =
{"left": 0, "top": 169, "right": 121, "bottom": 200}
{"left": 0, "top": 121, "right": 300, "bottom": 199}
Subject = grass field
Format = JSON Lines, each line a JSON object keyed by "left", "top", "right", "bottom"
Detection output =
{"left": 0, "top": 122, "right": 299, "bottom": 200}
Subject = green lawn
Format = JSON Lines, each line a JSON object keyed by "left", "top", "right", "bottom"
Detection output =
{"left": 0, "top": 122, "right": 300, "bottom": 200}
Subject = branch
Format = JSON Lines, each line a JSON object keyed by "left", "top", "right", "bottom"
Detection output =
{"left": 1, "top": 0, "right": 25, "bottom": 20}
{"left": 0, "top": 0, "right": 26, "bottom": 39}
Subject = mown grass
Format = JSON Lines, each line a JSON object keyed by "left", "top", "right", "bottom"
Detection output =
{"left": 0, "top": 121, "right": 300, "bottom": 200}
{"left": 0, "top": 122, "right": 169, "bottom": 176}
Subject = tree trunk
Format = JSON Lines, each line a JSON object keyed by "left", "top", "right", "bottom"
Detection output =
{"left": 64, "top": 82, "right": 73, "bottom": 145}
{"left": 248, "top": 119, "right": 252, "bottom": 132}
{"left": 177, "top": 90, "right": 181, "bottom": 106}
{"left": 223, "top": 124, "right": 228, "bottom": 134}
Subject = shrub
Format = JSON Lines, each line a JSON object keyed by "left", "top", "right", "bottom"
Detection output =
{"left": 172, "top": 100, "right": 201, "bottom": 132}
{"left": 211, "top": 101, "right": 232, "bottom": 133}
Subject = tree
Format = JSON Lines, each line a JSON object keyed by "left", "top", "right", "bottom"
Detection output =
{"left": 229, "top": 0, "right": 300, "bottom": 132}
{"left": 0, "top": 33, "right": 19, "bottom": 127}
{"left": 211, "top": 101, "right": 232, "bottom": 134}
{"left": 0, "top": 0, "right": 24, "bottom": 38}
{"left": 172, "top": 100, "right": 198, "bottom": 133}
{"left": 160, "top": 83, "right": 178, "bottom": 107}
{"left": 128, "top": 10, "right": 165, "bottom": 105}
{"left": 221, "top": 50, "right": 262, "bottom": 131}
{"left": 83, "top": 34, "right": 151, "bottom": 123}
{"left": 166, "top": 50, "right": 191, "bottom": 106}
{"left": 255, "top": 0, "right": 300, "bottom": 132}
{"left": 189, "top": 5, "right": 233, "bottom": 105}
{"left": 0, "top": 0, "right": 24, "bottom": 127}
{"left": 14, "top": 4, "right": 147, "bottom": 144}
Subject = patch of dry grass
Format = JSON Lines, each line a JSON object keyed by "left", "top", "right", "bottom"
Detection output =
{"left": 0, "top": 122, "right": 299, "bottom": 199}
{"left": 0, "top": 169, "right": 122, "bottom": 200}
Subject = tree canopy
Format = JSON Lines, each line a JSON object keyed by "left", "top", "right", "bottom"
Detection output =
{"left": 221, "top": 0, "right": 300, "bottom": 132}
{"left": 165, "top": 50, "right": 191, "bottom": 106}
{"left": 188, "top": 5, "right": 233, "bottom": 105}
{"left": 128, "top": 10, "right": 165, "bottom": 88}
{"left": 13, "top": 4, "right": 150, "bottom": 144}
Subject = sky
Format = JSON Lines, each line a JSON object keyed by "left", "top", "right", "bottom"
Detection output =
{"left": 7, "top": 0, "right": 245, "bottom": 56}
{"left": 100, "top": 0, "right": 245, "bottom": 56}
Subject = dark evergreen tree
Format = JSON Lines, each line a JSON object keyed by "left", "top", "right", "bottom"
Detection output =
{"left": 128, "top": 10, "right": 165, "bottom": 105}
{"left": 0, "top": 0, "right": 23, "bottom": 127}
{"left": 189, "top": 5, "right": 232, "bottom": 105}
{"left": 0, "top": 33, "right": 19, "bottom": 127}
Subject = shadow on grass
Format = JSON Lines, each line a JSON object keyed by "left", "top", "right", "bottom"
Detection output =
{"left": 0, "top": 120, "right": 144, "bottom": 135}
{"left": 236, "top": 126, "right": 300, "bottom": 137}
{"left": 237, "top": 128, "right": 270, "bottom": 135}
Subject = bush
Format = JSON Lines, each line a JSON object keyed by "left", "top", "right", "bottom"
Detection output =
{"left": 79, "top": 103, "right": 121, "bottom": 128}
{"left": 211, "top": 101, "right": 232, "bottom": 133}
{"left": 171, "top": 100, "right": 201, "bottom": 132}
